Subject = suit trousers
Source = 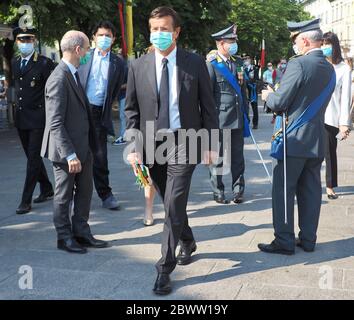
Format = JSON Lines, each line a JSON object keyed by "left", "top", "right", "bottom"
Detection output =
{"left": 249, "top": 101, "right": 259, "bottom": 127}
{"left": 272, "top": 156, "right": 323, "bottom": 251}
{"left": 91, "top": 106, "right": 112, "bottom": 200}
{"left": 209, "top": 129, "right": 245, "bottom": 196}
{"left": 149, "top": 135, "right": 196, "bottom": 274}
{"left": 17, "top": 128, "right": 53, "bottom": 204}
{"left": 52, "top": 152, "right": 93, "bottom": 240}
{"left": 324, "top": 124, "right": 339, "bottom": 188}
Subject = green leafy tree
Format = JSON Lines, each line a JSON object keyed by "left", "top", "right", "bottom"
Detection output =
{"left": 229, "top": 0, "right": 312, "bottom": 63}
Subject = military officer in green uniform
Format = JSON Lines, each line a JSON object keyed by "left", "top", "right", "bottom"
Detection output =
{"left": 206, "top": 24, "right": 246, "bottom": 205}
{"left": 12, "top": 27, "right": 55, "bottom": 214}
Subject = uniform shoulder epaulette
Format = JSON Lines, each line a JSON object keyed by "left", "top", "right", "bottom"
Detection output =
{"left": 206, "top": 50, "right": 219, "bottom": 62}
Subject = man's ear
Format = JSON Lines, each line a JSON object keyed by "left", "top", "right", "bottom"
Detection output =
{"left": 174, "top": 27, "right": 181, "bottom": 40}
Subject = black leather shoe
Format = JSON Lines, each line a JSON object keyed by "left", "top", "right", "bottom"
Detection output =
{"left": 213, "top": 193, "right": 230, "bottom": 204}
{"left": 16, "top": 203, "right": 31, "bottom": 215}
{"left": 153, "top": 273, "right": 172, "bottom": 295}
{"left": 57, "top": 238, "right": 87, "bottom": 254}
{"left": 327, "top": 193, "right": 338, "bottom": 200}
{"left": 75, "top": 235, "right": 109, "bottom": 248}
{"left": 253, "top": 125, "right": 258, "bottom": 129}
{"left": 177, "top": 241, "right": 197, "bottom": 265}
{"left": 296, "top": 238, "right": 315, "bottom": 252}
{"left": 233, "top": 193, "right": 244, "bottom": 204}
{"left": 258, "top": 241, "right": 294, "bottom": 255}
{"left": 33, "top": 191, "right": 54, "bottom": 204}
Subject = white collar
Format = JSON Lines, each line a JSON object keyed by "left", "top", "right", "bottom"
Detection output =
{"left": 217, "top": 52, "right": 230, "bottom": 63}
{"left": 62, "top": 58, "right": 78, "bottom": 75}
{"left": 95, "top": 48, "right": 110, "bottom": 59}
{"left": 155, "top": 46, "right": 177, "bottom": 64}
{"left": 21, "top": 51, "right": 34, "bottom": 61}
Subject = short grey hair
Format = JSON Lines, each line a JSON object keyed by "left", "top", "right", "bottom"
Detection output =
{"left": 60, "top": 31, "right": 87, "bottom": 52}
{"left": 300, "top": 29, "right": 323, "bottom": 43}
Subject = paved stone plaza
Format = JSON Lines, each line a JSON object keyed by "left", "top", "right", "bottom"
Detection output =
{"left": 1, "top": 110, "right": 354, "bottom": 300}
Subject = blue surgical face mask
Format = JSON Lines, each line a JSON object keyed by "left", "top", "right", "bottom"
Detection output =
{"left": 150, "top": 31, "right": 173, "bottom": 51}
{"left": 228, "top": 42, "right": 238, "bottom": 56}
{"left": 18, "top": 42, "right": 34, "bottom": 56}
{"left": 97, "top": 36, "right": 112, "bottom": 51}
{"left": 321, "top": 46, "right": 333, "bottom": 57}
{"left": 79, "top": 50, "right": 91, "bottom": 65}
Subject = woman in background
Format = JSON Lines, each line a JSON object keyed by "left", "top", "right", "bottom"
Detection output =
{"left": 322, "top": 32, "right": 352, "bottom": 199}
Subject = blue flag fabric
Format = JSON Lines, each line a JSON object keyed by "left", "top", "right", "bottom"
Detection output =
{"left": 210, "top": 60, "right": 251, "bottom": 138}
{"left": 270, "top": 71, "right": 336, "bottom": 160}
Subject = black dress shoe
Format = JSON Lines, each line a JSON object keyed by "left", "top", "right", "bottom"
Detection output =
{"left": 296, "top": 238, "right": 315, "bottom": 252}
{"left": 253, "top": 125, "right": 258, "bottom": 129}
{"left": 176, "top": 241, "right": 197, "bottom": 265}
{"left": 75, "top": 235, "right": 109, "bottom": 248}
{"left": 33, "top": 191, "right": 54, "bottom": 204}
{"left": 233, "top": 193, "right": 244, "bottom": 204}
{"left": 213, "top": 193, "right": 230, "bottom": 204}
{"left": 153, "top": 273, "right": 172, "bottom": 295}
{"left": 16, "top": 203, "right": 31, "bottom": 215}
{"left": 258, "top": 241, "right": 294, "bottom": 255}
{"left": 57, "top": 238, "right": 87, "bottom": 254}
{"left": 327, "top": 193, "right": 338, "bottom": 200}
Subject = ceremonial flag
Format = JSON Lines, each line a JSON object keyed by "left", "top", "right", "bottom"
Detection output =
{"left": 126, "top": 0, "right": 134, "bottom": 58}
{"left": 118, "top": 1, "right": 127, "bottom": 57}
{"left": 260, "top": 38, "right": 266, "bottom": 68}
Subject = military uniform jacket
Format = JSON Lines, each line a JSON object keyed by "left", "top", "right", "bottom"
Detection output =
{"left": 12, "top": 53, "right": 55, "bottom": 130}
{"left": 207, "top": 54, "right": 244, "bottom": 129}
{"left": 266, "top": 50, "right": 335, "bottom": 158}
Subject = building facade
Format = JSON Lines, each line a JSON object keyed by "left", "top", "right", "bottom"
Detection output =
{"left": 302, "top": 0, "right": 354, "bottom": 58}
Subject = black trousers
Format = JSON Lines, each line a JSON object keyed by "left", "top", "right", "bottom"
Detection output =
{"left": 249, "top": 101, "right": 259, "bottom": 126}
{"left": 17, "top": 128, "right": 53, "bottom": 204}
{"left": 209, "top": 129, "right": 245, "bottom": 196}
{"left": 53, "top": 152, "right": 93, "bottom": 240}
{"left": 324, "top": 124, "right": 339, "bottom": 188}
{"left": 91, "top": 106, "right": 112, "bottom": 200}
{"left": 149, "top": 136, "right": 196, "bottom": 274}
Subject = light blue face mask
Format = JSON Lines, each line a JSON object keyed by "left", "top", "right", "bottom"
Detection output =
{"left": 18, "top": 42, "right": 34, "bottom": 56}
{"left": 79, "top": 50, "right": 91, "bottom": 65}
{"left": 228, "top": 42, "right": 238, "bottom": 56}
{"left": 97, "top": 36, "right": 112, "bottom": 51}
{"left": 150, "top": 31, "right": 173, "bottom": 51}
{"left": 322, "top": 46, "right": 333, "bottom": 57}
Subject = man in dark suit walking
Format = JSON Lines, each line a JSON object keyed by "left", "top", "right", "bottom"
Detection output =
{"left": 12, "top": 27, "right": 55, "bottom": 214}
{"left": 41, "top": 30, "right": 108, "bottom": 254}
{"left": 78, "top": 21, "right": 126, "bottom": 211}
{"left": 125, "top": 7, "right": 219, "bottom": 295}
{"left": 260, "top": 19, "right": 335, "bottom": 255}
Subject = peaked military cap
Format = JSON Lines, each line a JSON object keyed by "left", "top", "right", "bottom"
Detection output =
{"left": 211, "top": 24, "right": 238, "bottom": 41}
{"left": 13, "top": 27, "right": 37, "bottom": 40}
{"left": 287, "top": 18, "right": 321, "bottom": 41}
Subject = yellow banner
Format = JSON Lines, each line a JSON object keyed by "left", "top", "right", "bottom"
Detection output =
{"left": 126, "top": 0, "right": 134, "bottom": 58}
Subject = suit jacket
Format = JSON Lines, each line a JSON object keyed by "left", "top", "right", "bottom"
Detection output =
{"left": 12, "top": 53, "right": 55, "bottom": 129}
{"left": 41, "top": 60, "right": 96, "bottom": 164}
{"left": 266, "top": 50, "right": 335, "bottom": 158}
{"left": 125, "top": 48, "right": 219, "bottom": 150}
{"left": 78, "top": 49, "right": 126, "bottom": 136}
{"left": 207, "top": 55, "right": 244, "bottom": 129}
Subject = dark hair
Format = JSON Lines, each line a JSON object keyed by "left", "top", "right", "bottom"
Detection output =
{"left": 92, "top": 20, "right": 117, "bottom": 37}
{"left": 149, "top": 6, "right": 181, "bottom": 29}
{"left": 323, "top": 31, "right": 343, "bottom": 65}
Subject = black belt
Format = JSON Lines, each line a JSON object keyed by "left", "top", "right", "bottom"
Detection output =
{"left": 90, "top": 104, "right": 103, "bottom": 109}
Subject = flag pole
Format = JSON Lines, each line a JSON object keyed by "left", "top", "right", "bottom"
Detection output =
{"left": 282, "top": 112, "right": 288, "bottom": 225}
{"left": 126, "top": 0, "right": 134, "bottom": 59}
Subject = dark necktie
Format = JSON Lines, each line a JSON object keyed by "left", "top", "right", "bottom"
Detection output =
{"left": 157, "top": 58, "right": 169, "bottom": 131}
{"left": 20, "top": 59, "right": 27, "bottom": 72}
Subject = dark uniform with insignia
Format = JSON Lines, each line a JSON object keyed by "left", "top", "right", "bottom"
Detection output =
{"left": 258, "top": 19, "right": 335, "bottom": 254}
{"left": 207, "top": 24, "right": 246, "bottom": 204}
{"left": 12, "top": 28, "right": 55, "bottom": 214}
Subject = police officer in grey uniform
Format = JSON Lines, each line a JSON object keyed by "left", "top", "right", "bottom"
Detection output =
{"left": 259, "top": 19, "right": 335, "bottom": 255}
{"left": 12, "top": 27, "right": 55, "bottom": 214}
{"left": 207, "top": 24, "right": 246, "bottom": 204}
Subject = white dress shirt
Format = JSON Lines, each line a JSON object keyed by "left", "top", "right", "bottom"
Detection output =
{"left": 20, "top": 51, "right": 35, "bottom": 67}
{"left": 325, "top": 61, "right": 352, "bottom": 128}
{"left": 155, "top": 47, "right": 180, "bottom": 131}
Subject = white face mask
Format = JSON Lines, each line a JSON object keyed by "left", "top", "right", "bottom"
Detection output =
{"left": 293, "top": 44, "right": 300, "bottom": 55}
